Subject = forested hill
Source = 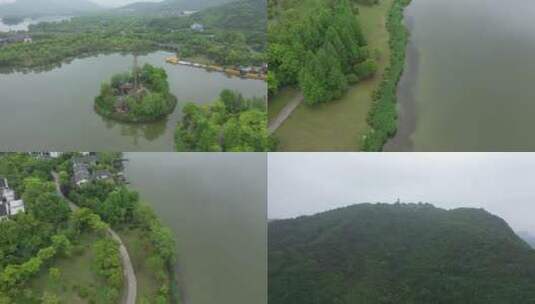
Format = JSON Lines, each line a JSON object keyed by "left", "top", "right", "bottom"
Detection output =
{"left": 192, "top": 0, "right": 266, "bottom": 49}
{"left": 269, "top": 203, "right": 535, "bottom": 304}
{"left": 192, "top": 0, "right": 265, "bottom": 33}
{"left": 119, "top": 0, "right": 235, "bottom": 14}
{"left": 0, "top": 0, "right": 100, "bottom": 17}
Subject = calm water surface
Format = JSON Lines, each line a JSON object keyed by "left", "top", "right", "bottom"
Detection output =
{"left": 124, "top": 153, "right": 267, "bottom": 304}
{"left": 386, "top": 0, "right": 535, "bottom": 151}
{"left": 0, "top": 51, "right": 266, "bottom": 151}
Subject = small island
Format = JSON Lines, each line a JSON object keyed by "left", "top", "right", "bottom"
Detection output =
{"left": 94, "top": 60, "right": 178, "bottom": 123}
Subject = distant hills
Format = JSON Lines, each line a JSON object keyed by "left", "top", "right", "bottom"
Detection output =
{"left": 0, "top": 0, "right": 101, "bottom": 17}
{"left": 118, "top": 0, "right": 236, "bottom": 14}
{"left": 192, "top": 0, "right": 265, "bottom": 33}
{"left": 269, "top": 203, "right": 535, "bottom": 304}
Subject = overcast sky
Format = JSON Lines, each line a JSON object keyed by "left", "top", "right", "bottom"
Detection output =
{"left": 91, "top": 0, "right": 162, "bottom": 8}
{"left": 268, "top": 153, "right": 535, "bottom": 233}
{"left": 0, "top": 0, "right": 163, "bottom": 8}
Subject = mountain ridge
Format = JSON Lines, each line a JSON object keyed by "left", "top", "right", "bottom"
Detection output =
{"left": 269, "top": 203, "right": 535, "bottom": 304}
{"left": 118, "top": 0, "right": 235, "bottom": 14}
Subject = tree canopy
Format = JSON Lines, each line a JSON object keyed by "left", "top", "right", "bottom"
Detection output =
{"left": 94, "top": 63, "right": 178, "bottom": 122}
{"left": 269, "top": 203, "right": 535, "bottom": 304}
{"left": 268, "top": 0, "right": 377, "bottom": 105}
{"left": 175, "top": 89, "right": 273, "bottom": 151}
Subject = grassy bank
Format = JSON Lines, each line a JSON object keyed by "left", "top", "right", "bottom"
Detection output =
{"left": 362, "top": 0, "right": 412, "bottom": 151}
{"left": 21, "top": 235, "right": 109, "bottom": 304}
{"left": 271, "top": 0, "right": 394, "bottom": 151}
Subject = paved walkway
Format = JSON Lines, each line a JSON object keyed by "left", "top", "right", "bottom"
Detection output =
{"left": 52, "top": 172, "right": 137, "bottom": 304}
{"left": 268, "top": 93, "right": 303, "bottom": 134}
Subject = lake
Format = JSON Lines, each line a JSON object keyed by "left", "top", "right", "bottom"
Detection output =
{"left": 124, "top": 152, "right": 267, "bottom": 304}
{"left": 0, "top": 51, "right": 266, "bottom": 151}
{"left": 385, "top": 0, "right": 535, "bottom": 151}
{"left": 0, "top": 16, "right": 71, "bottom": 32}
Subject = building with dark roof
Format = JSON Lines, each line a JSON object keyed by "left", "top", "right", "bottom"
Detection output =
{"left": 93, "top": 170, "right": 112, "bottom": 181}
{"left": 73, "top": 162, "right": 90, "bottom": 186}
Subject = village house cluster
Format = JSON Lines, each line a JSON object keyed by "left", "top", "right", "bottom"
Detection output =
{"left": 0, "top": 177, "right": 25, "bottom": 221}
{"left": 73, "top": 154, "right": 113, "bottom": 187}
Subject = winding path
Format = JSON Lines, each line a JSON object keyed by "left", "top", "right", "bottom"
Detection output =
{"left": 268, "top": 93, "right": 303, "bottom": 134}
{"left": 52, "top": 172, "right": 137, "bottom": 304}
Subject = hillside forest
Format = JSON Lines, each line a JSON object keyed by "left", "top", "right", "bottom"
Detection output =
{"left": 269, "top": 203, "right": 535, "bottom": 304}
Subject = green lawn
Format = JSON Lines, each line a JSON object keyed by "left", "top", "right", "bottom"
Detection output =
{"left": 19, "top": 234, "right": 110, "bottom": 304}
{"left": 118, "top": 228, "right": 164, "bottom": 304}
{"left": 272, "top": 0, "right": 395, "bottom": 151}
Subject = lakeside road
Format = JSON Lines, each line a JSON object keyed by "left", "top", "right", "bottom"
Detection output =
{"left": 51, "top": 172, "right": 138, "bottom": 304}
{"left": 268, "top": 93, "right": 303, "bottom": 134}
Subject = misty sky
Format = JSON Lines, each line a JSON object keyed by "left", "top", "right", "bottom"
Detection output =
{"left": 0, "top": 0, "right": 163, "bottom": 8}
{"left": 91, "top": 0, "right": 162, "bottom": 8}
{"left": 268, "top": 153, "right": 535, "bottom": 233}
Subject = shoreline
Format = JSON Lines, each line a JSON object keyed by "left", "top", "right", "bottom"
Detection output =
{"left": 94, "top": 94, "right": 178, "bottom": 124}
{"left": 361, "top": 0, "right": 413, "bottom": 151}
{"left": 383, "top": 11, "right": 419, "bottom": 152}
{"left": 165, "top": 55, "right": 267, "bottom": 81}
{"left": 123, "top": 158, "right": 186, "bottom": 304}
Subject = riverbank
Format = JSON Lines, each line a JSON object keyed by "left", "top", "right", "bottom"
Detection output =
{"left": 269, "top": 0, "right": 395, "bottom": 151}
{"left": 165, "top": 56, "right": 266, "bottom": 81}
{"left": 361, "top": 0, "right": 412, "bottom": 151}
{"left": 57, "top": 153, "right": 178, "bottom": 303}
{"left": 123, "top": 153, "right": 267, "bottom": 304}
{"left": 383, "top": 17, "right": 419, "bottom": 152}
{"left": 52, "top": 171, "right": 138, "bottom": 304}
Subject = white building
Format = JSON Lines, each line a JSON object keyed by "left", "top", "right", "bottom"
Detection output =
{"left": 8, "top": 200, "right": 25, "bottom": 215}
{"left": 0, "top": 178, "right": 25, "bottom": 220}
{"left": 2, "top": 188, "right": 15, "bottom": 202}
{"left": 191, "top": 23, "right": 204, "bottom": 32}
{"left": 49, "top": 152, "right": 63, "bottom": 158}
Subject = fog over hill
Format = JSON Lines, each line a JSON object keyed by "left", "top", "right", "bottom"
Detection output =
{"left": 268, "top": 153, "right": 535, "bottom": 235}
{"left": 92, "top": 0, "right": 161, "bottom": 7}
{"left": 119, "top": 0, "right": 236, "bottom": 13}
{"left": 0, "top": 0, "right": 100, "bottom": 16}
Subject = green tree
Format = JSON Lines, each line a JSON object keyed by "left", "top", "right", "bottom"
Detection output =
{"left": 48, "top": 267, "right": 61, "bottom": 282}
{"left": 41, "top": 292, "right": 60, "bottom": 304}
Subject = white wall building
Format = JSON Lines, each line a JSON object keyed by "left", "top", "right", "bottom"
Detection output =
{"left": 8, "top": 200, "right": 25, "bottom": 215}
{"left": 0, "top": 178, "right": 25, "bottom": 219}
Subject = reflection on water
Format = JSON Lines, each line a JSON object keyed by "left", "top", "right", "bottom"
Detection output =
{"left": 0, "top": 51, "right": 266, "bottom": 151}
